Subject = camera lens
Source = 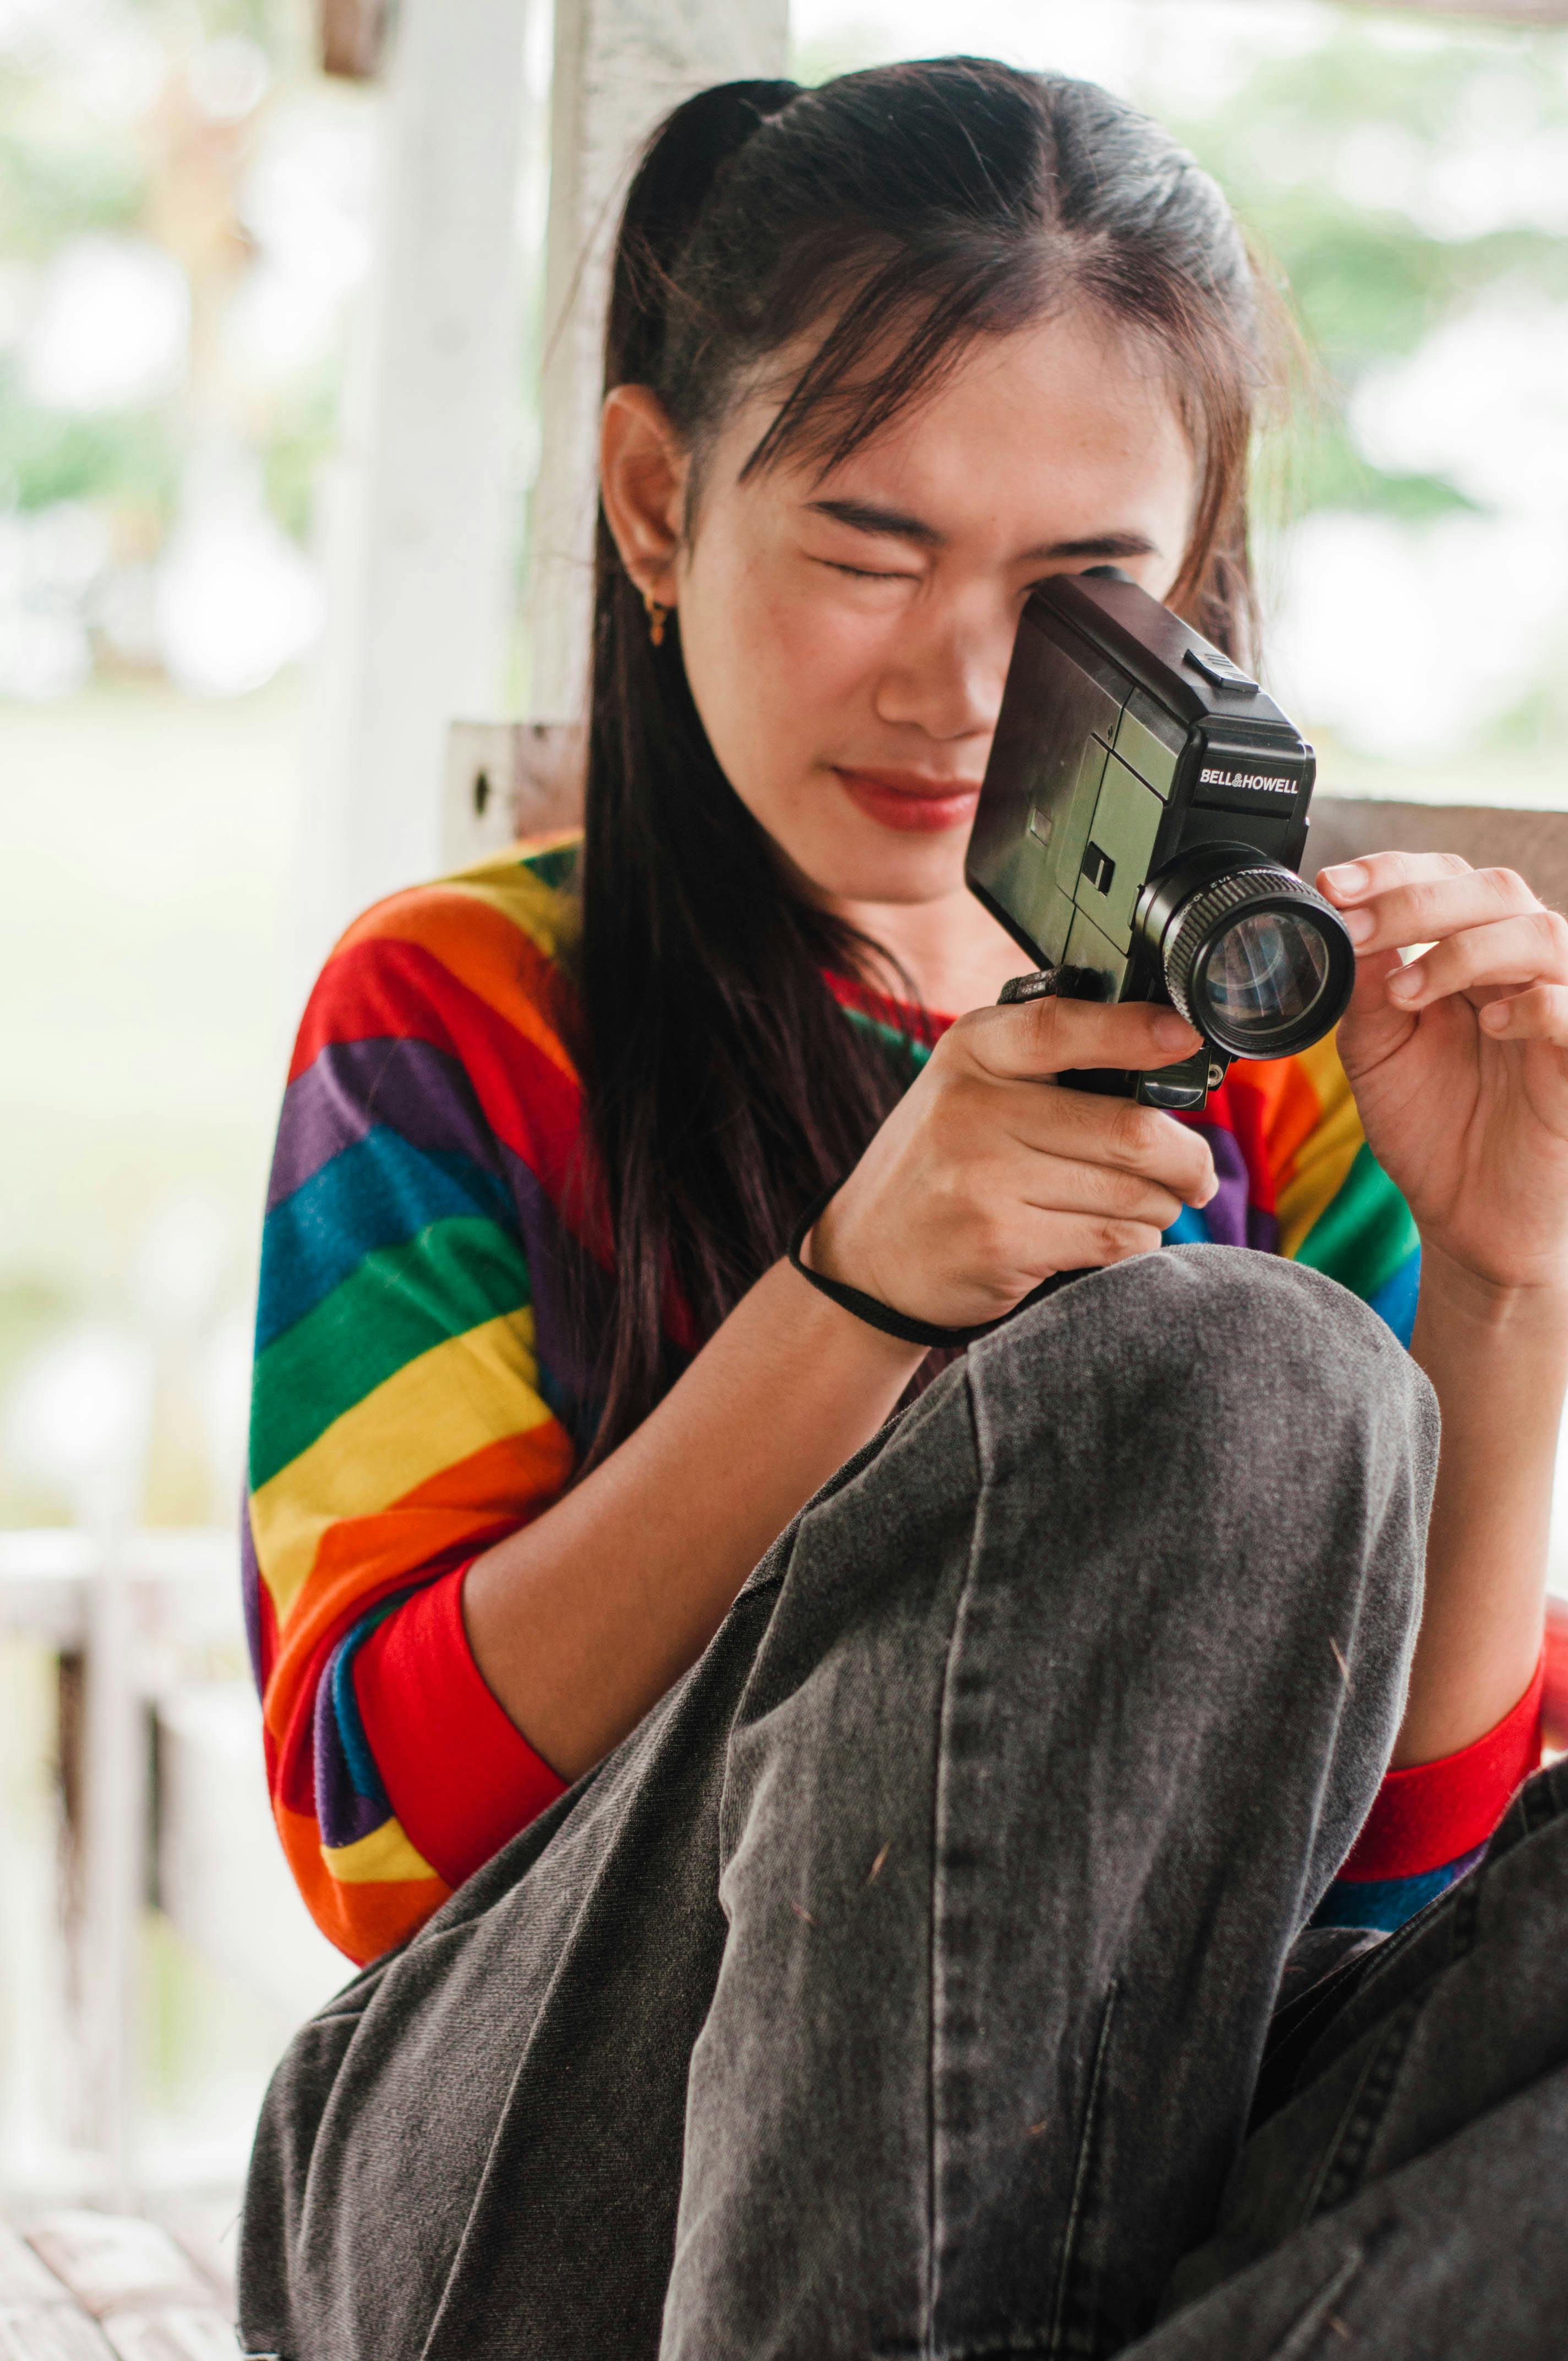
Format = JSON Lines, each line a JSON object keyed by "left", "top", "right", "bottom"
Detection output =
{"left": 1204, "top": 909, "right": 1331, "bottom": 1040}
{"left": 1152, "top": 859, "right": 1355, "bottom": 1060}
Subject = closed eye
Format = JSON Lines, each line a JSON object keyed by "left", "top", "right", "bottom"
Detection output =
{"left": 817, "top": 558, "right": 917, "bottom": 583}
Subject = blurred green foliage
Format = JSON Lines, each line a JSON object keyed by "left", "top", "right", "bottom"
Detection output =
{"left": 262, "top": 365, "right": 340, "bottom": 543}
{"left": 0, "top": 103, "right": 145, "bottom": 258}
{"left": 1161, "top": 20, "right": 1568, "bottom": 522}
{"left": 0, "top": 0, "right": 320, "bottom": 557}
{"left": 0, "top": 364, "right": 177, "bottom": 513}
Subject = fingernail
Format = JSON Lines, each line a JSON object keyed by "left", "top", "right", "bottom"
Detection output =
{"left": 1481, "top": 1002, "right": 1510, "bottom": 1031}
{"left": 1387, "top": 966, "right": 1420, "bottom": 1001}
{"left": 1342, "top": 905, "right": 1374, "bottom": 944}
{"left": 1322, "top": 862, "right": 1366, "bottom": 897}
{"left": 1153, "top": 1011, "right": 1197, "bottom": 1047}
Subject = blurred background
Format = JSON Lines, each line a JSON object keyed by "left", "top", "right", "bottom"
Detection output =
{"left": 2, "top": 0, "right": 1567, "bottom": 2274}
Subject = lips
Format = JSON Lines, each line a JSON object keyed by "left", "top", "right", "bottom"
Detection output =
{"left": 832, "top": 766, "right": 984, "bottom": 836}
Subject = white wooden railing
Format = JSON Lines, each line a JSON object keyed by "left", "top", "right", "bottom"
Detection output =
{"left": 0, "top": 1528, "right": 345, "bottom": 2213}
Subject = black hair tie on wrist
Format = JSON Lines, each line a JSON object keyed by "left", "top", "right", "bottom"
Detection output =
{"left": 786, "top": 1187, "right": 1079, "bottom": 1349}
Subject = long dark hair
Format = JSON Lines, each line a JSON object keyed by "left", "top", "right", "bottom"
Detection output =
{"left": 575, "top": 58, "right": 1269, "bottom": 1466}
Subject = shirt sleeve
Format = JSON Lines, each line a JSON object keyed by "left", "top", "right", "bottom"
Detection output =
{"left": 352, "top": 1562, "right": 567, "bottom": 1891}
{"left": 244, "top": 875, "right": 583, "bottom": 1964}
{"left": 1314, "top": 1656, "right": 1545, "bottom": 1933}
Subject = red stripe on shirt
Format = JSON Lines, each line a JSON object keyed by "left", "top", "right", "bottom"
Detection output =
{"left": 353, "top": 1562, "right": 568, "bottom": 1890}
{"left": 1339, "top": 1654, "right": 1545, "bottom": 1883}
{"left": 292, "top": 942, "right": 580, "bottom": 1173}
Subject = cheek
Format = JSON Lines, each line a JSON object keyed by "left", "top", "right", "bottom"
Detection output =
{"left": 678, "top": 547, "right": 883, "bottom": 816}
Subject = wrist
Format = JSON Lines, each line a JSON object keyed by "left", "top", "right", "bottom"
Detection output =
{"left": 776, "top": 1242, "right": 930, "bottom": 1377}
{"left": 804, "top": 1190, "right": 868, "bottom": 1293}
{"left": 792, "top": 1190, "right": 1000, "bottom": 1354}
{"left": 1415, "top": 1236, "right": 1568, "bottom": 1346}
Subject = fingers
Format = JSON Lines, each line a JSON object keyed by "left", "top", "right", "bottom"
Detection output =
{"left": 1010, "top": 1151, "right": 1188, "bottom": 1233}
{"left": 993, "top": 1079, "right": 1217, "bottom": 1207}
{"left": 1477, "top": 983, "right": 1568, "bottom": 1043}
{"left": 1386, "top": 909, "right": 1568, "bottom": 1013}
{"left": 1317, "top": 848, "right": 1474, "bottom": 907}
{"left": 963, "top": 991, "right": 1199, "bottom": 1084}
{"left": 1029, "top": 1212, "right": 1167, "bottom": 1271}
{"left": 1318, "top": 855, "right": 1542, "bottom": 958}
{"left": 1319, "top": 851, "right": 1568, "bottom": 1032}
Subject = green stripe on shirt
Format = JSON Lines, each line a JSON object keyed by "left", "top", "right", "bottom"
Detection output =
{"left": 251, "top": 1215, "right": 532, "bottom": 1488}
{"left": 1292, "top": 1140, "right": 1419, "bottom": 1303}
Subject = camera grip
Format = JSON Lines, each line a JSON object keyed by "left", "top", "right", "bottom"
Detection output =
{"left": 996, "top": 965, "right": 1217, "bottom": 1111}
{"left": 996, "top": 965, "right": 1106, "bottom": 1008}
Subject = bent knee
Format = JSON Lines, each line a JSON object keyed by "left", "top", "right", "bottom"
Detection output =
{"left": 974, "top": 1243, "right": 1434, "bottom": 1468}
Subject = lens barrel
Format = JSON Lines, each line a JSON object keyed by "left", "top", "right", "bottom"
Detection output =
{"left": 1139, "top": 852, "right": 1355, "bottom": 1060}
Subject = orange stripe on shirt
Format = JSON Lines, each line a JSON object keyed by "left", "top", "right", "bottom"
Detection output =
{"left": 304, "top": 889, "right": 580, "bottom": 1090}
{"left": 262, "top": 1423, "right": 578, "bottom": 1753}
{"left": 274, "top": 1799, "right": 451, "bottom": 1967}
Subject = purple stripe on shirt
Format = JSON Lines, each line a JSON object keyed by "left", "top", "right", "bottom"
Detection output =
{"left": 1191, "top": 1123, "right": 1281, "bottom": 1255}
{"left": 313, "top": 1673, "right": 391, "bottom": 1852}
{"left": 273, "top": 1032, "right": 610, "bottom": 1445}
{"left": 268, "top": 1036, "right": 494, "bottom": 1209}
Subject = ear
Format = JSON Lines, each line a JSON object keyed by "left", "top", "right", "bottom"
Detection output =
{"left": 600, "top": 385, "right": 688, "bottom": 610}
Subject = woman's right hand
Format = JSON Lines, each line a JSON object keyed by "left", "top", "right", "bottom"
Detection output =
{"left": 808, "top": 996, "right": 1219, "bottom": 1331}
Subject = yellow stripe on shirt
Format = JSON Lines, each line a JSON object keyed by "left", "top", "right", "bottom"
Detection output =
{"left": 1275, "top": 1032, "right": 1366, "bottom": 1263}
{"left": 323, "top": 1816, "right": 441, "bottom": 1886}
{"left": 251, "top": 1307, "right": 553, "bottom": 1622}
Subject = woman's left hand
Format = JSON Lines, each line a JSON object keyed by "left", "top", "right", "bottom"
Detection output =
{"left": 1318, "top": 851, "right": 1568, "bottom": 1293}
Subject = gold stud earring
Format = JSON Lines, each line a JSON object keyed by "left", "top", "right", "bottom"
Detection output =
{"left": 642, "top": 587, "right": 668, "bottom": 648}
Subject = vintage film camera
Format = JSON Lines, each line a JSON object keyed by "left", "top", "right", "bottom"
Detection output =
{"left": 966, "top": 568, "right": 1355, "bottom": 1112}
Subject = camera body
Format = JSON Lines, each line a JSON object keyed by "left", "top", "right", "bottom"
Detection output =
{"left": 966, "top": 569, "right": 1353, "bottom": 1112}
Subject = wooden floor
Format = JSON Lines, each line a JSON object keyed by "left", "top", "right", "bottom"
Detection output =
{"left": 0, "top": 2208, "right": 238, "bottom": 2359}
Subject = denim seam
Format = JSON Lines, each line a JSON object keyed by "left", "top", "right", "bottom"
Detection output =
{"left": 1261, "top": 2245, "right": 1365, "bottom": 2361}
{"left": 1447, "top": 1860, "right": 1484, "bottom": 1961}
{"left": 1301, "top": 1996, "right": 1421, "bottom": 2223}
{"left": 925, "top": 1371, "right": 987, "bottom": 2358}
{"left": 1047, "top": 1977, "right": 1120, "bottom": 2360}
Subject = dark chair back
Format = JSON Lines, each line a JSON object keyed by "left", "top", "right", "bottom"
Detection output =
{"left": 1310, "top": 799, "right": 1568, "bottom": 914}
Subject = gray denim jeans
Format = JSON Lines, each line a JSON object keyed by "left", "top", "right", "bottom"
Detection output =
{"left": 238, "top": 1244, "right": 1568, "bottom": 2360}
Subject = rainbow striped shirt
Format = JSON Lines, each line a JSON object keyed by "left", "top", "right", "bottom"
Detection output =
{"left": 246, "top": 843, "right": 1534, "bottom": 1966}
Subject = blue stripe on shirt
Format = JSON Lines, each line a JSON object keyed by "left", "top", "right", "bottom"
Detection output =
{"left": 1314, "top": 1843, "right": 1483, "bottom": 1933}
{"left": 257, "top": 1128, "right": 513, "bottom": 1350}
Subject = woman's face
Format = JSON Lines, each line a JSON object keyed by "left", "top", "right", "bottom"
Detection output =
{"left": 602, "top": 307, "right": 1197, "bottom": 917}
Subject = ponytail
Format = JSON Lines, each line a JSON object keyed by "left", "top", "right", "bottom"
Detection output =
{"left": 605, "top": 80, "right": 798, "bottom": 389}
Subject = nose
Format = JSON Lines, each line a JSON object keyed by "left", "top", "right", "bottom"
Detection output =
{"left": 872, "top": 585, "right": 1012, "bottom": 746}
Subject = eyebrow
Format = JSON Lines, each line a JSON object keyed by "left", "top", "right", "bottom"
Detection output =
{"left": 805, "top": 497, "right": 1157, "bottom": 564}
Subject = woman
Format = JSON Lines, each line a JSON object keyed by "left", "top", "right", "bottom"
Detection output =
{"left": 239, "top": 62, "right": 1568, "bottom": 2361}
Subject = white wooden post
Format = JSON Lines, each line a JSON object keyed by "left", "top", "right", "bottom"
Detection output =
{"left": 524, "top": 0, "right": 791, "bottom": 727}
{"left": 445, "top": 0, "right": 790, "bottom": 868}
{"left": 77, "top": 1549, "right": 143, "bottom": 2205}
{"left": 301, "top": 0, "right": 536, "bottom": 953}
